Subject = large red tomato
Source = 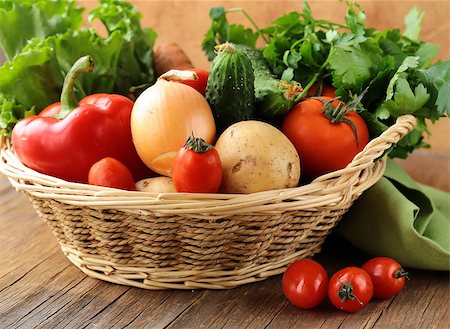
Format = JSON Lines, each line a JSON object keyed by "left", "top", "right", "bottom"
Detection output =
{"left": 282, "top": 96, "right": 369, "bottom": 179}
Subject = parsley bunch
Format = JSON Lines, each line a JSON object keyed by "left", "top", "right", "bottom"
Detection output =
{"left": 202, "top": 2, "right": 449, "bottom": 159}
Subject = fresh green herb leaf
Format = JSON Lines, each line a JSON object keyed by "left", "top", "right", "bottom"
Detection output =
{"left": 328, "top": 46, "right": 376, "bottom": 90}
{"left": 403, "top": 6, "right": 425, "bottom": 41}
{"left": 414, "top": 43, "right": 439, "bottom": 67}
{"left": 201, "top": 6, "right": 259, "bottom": 61}
{"left": 379, "top": 77, "right": 430, "bottom": 118}
{"left": 416, "top": 60, "right": 450, "bottom": 116}
{"left": 385, "top": 56, "right": 420, "bottom": 100}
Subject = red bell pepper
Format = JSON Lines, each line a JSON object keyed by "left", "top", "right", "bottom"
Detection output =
{"left": 11, "top": 55, "right": 152, "bottom": 183}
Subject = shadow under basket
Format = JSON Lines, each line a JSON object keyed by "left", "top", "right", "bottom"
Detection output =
{"left": 0, "top": 115, "right": 416, "bottom": 289}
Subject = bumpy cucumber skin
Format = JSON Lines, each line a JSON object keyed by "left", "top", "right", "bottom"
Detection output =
{"left": 237, "top": 45, "right": 296, "bottom": 118}
{"left": 206, "top": 45, "right": 255, "bottom": 133}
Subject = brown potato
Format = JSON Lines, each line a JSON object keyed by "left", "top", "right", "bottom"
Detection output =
{"left": 136, "top": 177, "right": 177, "bottom": 193}
{"left": 215, "top": 121, "right": 301, "bottom": 194}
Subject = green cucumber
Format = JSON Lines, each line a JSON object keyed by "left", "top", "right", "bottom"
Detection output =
{"left": 237, "top": 45, "right": 302, "bottom": 118}
{"left": 206, "top": 43, "right": 255, "bottom": 133}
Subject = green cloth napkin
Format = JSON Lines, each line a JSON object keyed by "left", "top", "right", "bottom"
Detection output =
{"left": 338, "top": 158, "right": 450, "bottom": 271}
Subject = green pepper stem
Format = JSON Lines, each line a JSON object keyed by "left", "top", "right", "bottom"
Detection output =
{"left": 57, "top": 55, "right": 95, "bottom": 119}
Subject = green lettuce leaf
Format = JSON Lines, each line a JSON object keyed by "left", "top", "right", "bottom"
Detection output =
{"left": 0, "top": 0, "right": 157, "bottom": 136}
{"left": 0, "top": 95, "right": 35, "bottom": 134}
{"left": 0, "top": 0, "right": 83, "bottom": 60}
{"left": 88, "top": 0, "right": 157, "bottom": 96}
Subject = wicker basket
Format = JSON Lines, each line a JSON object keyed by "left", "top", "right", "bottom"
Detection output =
{"left": 0, "top": 115, "right": 416, "bottom": 289}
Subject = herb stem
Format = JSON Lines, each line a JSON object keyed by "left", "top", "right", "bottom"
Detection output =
{"left": 226, "top": 8, "right": 270, "bottom": 44}
{"left": 294, "top": 46, "right": 336, "bottom": 103}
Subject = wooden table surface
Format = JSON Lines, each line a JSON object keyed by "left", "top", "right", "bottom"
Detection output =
{"left": 1, "top": 148, "right": 449, "bottom": 328}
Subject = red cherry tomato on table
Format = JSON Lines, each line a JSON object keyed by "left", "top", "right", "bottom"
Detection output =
{"left": 282, "top": 96, "right": 369, "bottom": 179}
{"left": 177, "top": 68, "right": 209, "bottom": 96}
{"left": 362, "top": 257, "right": 408, "bottom": 299}
{"left": 88, "top": 157, "right": 136, "bottom": 191}
{"left": 172, "top": 135, "right": 222, "bottom": 193}
{"left": 328, "top": 266, "right": 373, "bottom": 313}
{"left": 282, "top": 259, "right": 329, "bottom": 309}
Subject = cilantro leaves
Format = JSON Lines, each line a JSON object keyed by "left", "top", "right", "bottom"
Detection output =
{"left": 201, "top": 1, "right": 449, "bottom": 159}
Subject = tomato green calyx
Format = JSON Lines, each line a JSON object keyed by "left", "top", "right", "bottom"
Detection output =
{"left": 315, "top": 96, "right": 360, "bottom": 147}
{"left": 315, "top": 87, "right": 368, "bottom": 146}
{"left": 395, "top": 267, "right": 410, "bottom": 280}
{"left": 57, "top": 55, "right": 95, "bottom": 119}
{"left": 184, "top": 134, "right": 213, "bottom": 153}
{"left": 338, "top": 281, "right": 363, "bottom": 305}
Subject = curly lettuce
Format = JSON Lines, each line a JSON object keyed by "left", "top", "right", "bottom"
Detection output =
{"left": 0, "top": 0, "right": 157, "bottom": 136}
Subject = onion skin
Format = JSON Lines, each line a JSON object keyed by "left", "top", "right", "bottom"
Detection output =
{"left": 131, "top": 76, "right": 216, "bottom": 177}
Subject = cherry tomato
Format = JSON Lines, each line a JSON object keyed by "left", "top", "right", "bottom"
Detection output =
{"left": 88, "top": 157, "right": 136, "bottom": 191}
{"left": 362, "top": 257, "right": 408, "bottom": 299}
{"left": 328, "top": 266, "right": 373, "bottom": 313}
{"left": 282, "top": 96, "right": 369, "bottom": 179}
{"left": 308, "top": 82, "right": 336, "bottom": 98}
{"left": 177, "top": 68, "right": 209, "bottom": 96}
{"left": 172, "top": 135, "right": 222, "bottom": 193}
{"left": 282, "top": 259, "right": 329, "bottom": 309}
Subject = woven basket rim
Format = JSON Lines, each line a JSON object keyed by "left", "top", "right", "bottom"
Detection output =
{"left": 0, "top": 114, "right": 416, "bottom": 217}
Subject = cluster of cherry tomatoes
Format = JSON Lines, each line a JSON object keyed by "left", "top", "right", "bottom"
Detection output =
{"left": 282, "top": 257, "right": 408, "bottom": 313}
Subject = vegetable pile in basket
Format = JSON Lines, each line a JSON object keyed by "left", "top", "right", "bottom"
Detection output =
{"left": 0, "top": 0, "right": 448, "bottom": 193}
{"left": 202, "top": 2, "right": 449, "bottom": 158}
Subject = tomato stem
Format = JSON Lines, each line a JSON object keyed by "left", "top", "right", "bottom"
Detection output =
{"left": 57, "top": 56, "right": 94, "bottom": 119}
{"left": 184, "top": 134, "right": 213, "bottom": 153}
{"left": 294, "top": 47, "right": 336, "bottom": 103}
{"left": 338, "top": 281, "right": 363, "bottom": 305}
{"left": 313, "top": 86, "right": 369, "bottom": 147}
{"left": 395, "top": 267, "right": 410, "bottom": 280}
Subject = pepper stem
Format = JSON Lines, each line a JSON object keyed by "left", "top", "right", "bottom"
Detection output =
{"left": 184, "top": 134, "right": 213, "bottom": 153}
{"left": 57, "top": 55, "right": 95, "bottom": 119}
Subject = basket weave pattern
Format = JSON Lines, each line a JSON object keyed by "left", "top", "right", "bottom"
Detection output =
{"left": 0, "top": 115, "right": 416, "bottom": 289}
